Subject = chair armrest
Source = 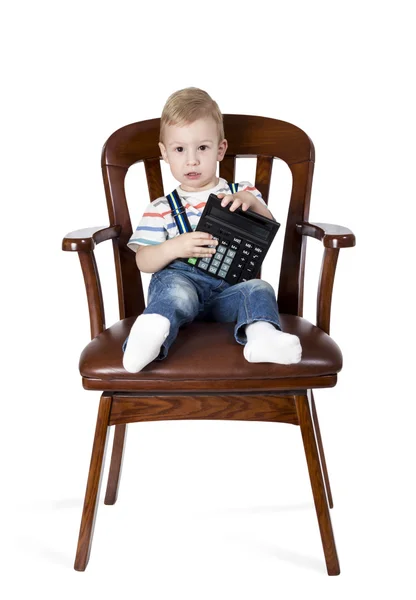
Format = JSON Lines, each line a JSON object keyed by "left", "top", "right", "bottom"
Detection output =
{"left": 296, "top": 221, "right": 356, "bottom": 334}
{"left": 62, "top": 224, "right": 122, "bottom": 339}
{"left": 296, "top": 222, "right": 355, "bottom": 248}
{"left": 62, "top": 225, "right": 121, "bottom": 252}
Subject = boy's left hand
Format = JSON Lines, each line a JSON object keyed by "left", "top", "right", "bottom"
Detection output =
{"left": 217, "top": 191, "right": 258, "bottom": 212}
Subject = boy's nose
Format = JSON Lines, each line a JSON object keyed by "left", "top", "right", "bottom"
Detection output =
{"left": 186, "top": 153, "right": 199, "bottom": 166}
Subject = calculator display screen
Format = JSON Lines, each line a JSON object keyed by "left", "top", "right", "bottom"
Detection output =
{"left": 210, "top": 206, "right": 270, "bottom": 241}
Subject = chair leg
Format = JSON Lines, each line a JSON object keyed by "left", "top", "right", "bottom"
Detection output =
{"left": 74, "top": 394, "right": 112, "bottom": 572}
{"left": 310, "top": 390, "right": 334, "bottom": 509}
{"left": 104, "top": 424, "right": 128, "bottom": 505}
{"left": 295, "top": 394, "right": 340, "bottom": 576}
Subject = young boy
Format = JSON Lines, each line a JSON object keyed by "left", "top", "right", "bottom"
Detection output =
{"left": 122, "top": 87, "right": 302, "bottom": 373}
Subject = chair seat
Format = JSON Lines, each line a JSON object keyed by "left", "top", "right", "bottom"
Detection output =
{"left": 79, "top": 314, "right": 343, "bottom": 393}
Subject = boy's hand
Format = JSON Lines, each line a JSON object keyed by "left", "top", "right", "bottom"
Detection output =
{"left": 217, "top": 191, "right": 274, "bottom": 220}
{"left": 170, "top": 231, "right": 218, "bottom": 259}
{"left": 217, "top": 191, "right": 258, "bottom": 212}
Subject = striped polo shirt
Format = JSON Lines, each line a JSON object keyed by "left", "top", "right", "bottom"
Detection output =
{"left": 127, "top": 177, "right": 268, "bottom": 253}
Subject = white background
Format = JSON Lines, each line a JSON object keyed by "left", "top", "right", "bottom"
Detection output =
{"left": 2, "top": 0, "right": 415, "bottom": 597}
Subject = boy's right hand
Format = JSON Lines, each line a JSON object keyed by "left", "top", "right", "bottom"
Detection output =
{"left": 170, "top": 231, "right": 218, "bottom": 259}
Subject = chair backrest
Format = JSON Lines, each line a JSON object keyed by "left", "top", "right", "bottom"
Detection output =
{"left": 101, "top": 114, "right": 315, "bottom": 320}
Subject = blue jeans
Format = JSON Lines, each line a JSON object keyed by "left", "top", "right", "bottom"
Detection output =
{"left": 122, "top": 259, "right": 282, "bottom": 360}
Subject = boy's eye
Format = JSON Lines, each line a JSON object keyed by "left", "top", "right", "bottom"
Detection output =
{"left": 199, "top": 145, "right": 208, "bottom": 151}
{"left": 175, "top": 147, "right": 184, "bottom": 153}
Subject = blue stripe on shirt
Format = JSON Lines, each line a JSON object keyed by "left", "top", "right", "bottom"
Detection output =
{"left": 136, "top": 225, "right": 166, "bottom": 232}
{"left": 167, "top": 222, "right": 197, "bottom": 230}
{"left": 129, "top": 238, "right": 162, "bottom": 245}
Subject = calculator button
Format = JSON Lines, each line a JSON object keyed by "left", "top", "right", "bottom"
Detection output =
{"left": 217, "top": 245, "right": 226, "bottom": 254}
{"left": 241, "top": 268, "right": 255, "bottom": 281}
{"left": 229, "top": 271, "right": 242, "bottom": 282}
{"left": 242, "top": 249, "right": 251, "bottom": 256}
{"left": 200, "top": 257, "right": 211, "bottom": 264}
{"left": 248, "top": 260, "right": 256, "bottom": 268}
{"left": 212, "top": 259, "right": 221, "bottom": 268}
{"left": 226, "top": 249, "right": 236, "bottom": 258}
{"left": 232, "top": 237, "right": 242, "bottom": 245}
{"left": 223, "top": 256, "right": 233, "bottom": 266}
{"left": 214, "top": 252, "right": 223, "bottom": 261}
{"left": 218, "top": 269, "right": 228, "bottom": 278}
{"left": 220, "top": 263, "right": 230, "bottom": 272}
{"left": 208, "top": 266, "right": 218, "bottom": 274}
{"left": 198, "top": 262, "right": 208, "bottom": 270}
{"left": 252, "top": 247, "right": 264, "bottom": 260}
{"left": 243, "top": 242, "right": 254, "bottom": 250}
{"left": 220, "top": 239, "right": 229, "bottom": 247}
{"left": 230, "top": 243, "right": 240, "bottom": 251}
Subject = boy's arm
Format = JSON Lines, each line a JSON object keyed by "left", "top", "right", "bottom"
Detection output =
{"left": 128, "top": 199, "right": 177, "bottom": 273}
{"left": 135, "top": 232, "right": 218, "bottom": 273}
{"left": 217, "top": 182, "right": 275, "bottom": 220}
{"left": 135, "top": 239, "right": 178, "bottom": 273}
{"left": 245, "top": 198, "right": 274, "bottom": 220}
{"left": 217, "top": 191, "right": 274, "bottom": 220}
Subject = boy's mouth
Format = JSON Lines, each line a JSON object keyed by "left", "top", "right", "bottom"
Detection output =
{"left": 185, "top": 172, "right": 201, "bottom": 178}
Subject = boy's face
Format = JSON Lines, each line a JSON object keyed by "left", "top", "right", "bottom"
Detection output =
{"left": 159, "top": 117, "right": 228, "bottom": 192}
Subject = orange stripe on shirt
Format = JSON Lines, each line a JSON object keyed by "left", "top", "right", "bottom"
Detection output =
{"left": 184, "top": 201, "right": 206, "bottom": 210}
{"left": 160, "top": 202, "right": 206, "bottom": 216}
{"left": 143, "top": 212, "right": 164, "bottom": 218}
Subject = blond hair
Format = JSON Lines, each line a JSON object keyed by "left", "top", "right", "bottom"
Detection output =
{"left": 160, "top": 87, "right": 224, "bottom": 143}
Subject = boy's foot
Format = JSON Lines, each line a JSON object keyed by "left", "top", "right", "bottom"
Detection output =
{"left": 243, "top": 321, "right": 302, "bottom": 365}
{"left": 123, "top": 313, "right": 170, "bottom": 373}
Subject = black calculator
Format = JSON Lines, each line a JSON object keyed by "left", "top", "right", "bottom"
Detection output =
{"left": 182, "top": 194, "right": 280, "bottom": 285}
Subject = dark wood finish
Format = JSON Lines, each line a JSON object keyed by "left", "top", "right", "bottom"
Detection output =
{"left": 254, "top": 155, "right": 274, "bottom": 287}
{"left": 63, "top": 114, "right": 356, "bottom": 573}
{"left": 78, "top": 252, "right": 106, "bottom": 339}
{"left": 104, "top": 424, "right": 127, "bottom": 505}
{"left": 82, "top": 374, "right": 338, "bottom": 393}
{"left": 255, "top": 155, "right": 274, "bottom": 204}
{"left": 295, "top": 395, "right": 340, "bottom": 575}
{"left": 144, "top": 158, "right": 164, "bottom": 200}
{"left": 317, "top": 248, "right": 339, "bottom": 335}
{"left": 74, "top": 394, "right": 112, "bottom": 571}
{"left": 62, "top": 225, "right": 121, "bottom": 252}
{"left": 109, "top": 394, "right": 299, "bottom": 426}
{"left": 223, "top": 115, "right": 314, "bottom": 165}
{"left": 296, "top": 221, "right": 356, "bottom": 334}
{"left": 296, "top": 222, "right": 356, "bottom": 249}
{"left": 102, "top": 163, "right": 144, "bottom": 320}
{"left": 219, "top": 154, "right": 236, "bottom": 183}
{"left": 310, "top": 390, "right": 334, "bottom": 509}
{"left": 278, "top": 160, "right": 314, "bottom": 316}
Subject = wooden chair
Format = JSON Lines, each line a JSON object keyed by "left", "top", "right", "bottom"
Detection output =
{"left": 62, "top": 114, "right": 355, "bottom": 575}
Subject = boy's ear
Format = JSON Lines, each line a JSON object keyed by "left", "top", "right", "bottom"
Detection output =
{"left": 159, "top": 142, "right": 169, "bottom": 163}
{"left": 217, "top": 139, "right": 228, "bottom": 161}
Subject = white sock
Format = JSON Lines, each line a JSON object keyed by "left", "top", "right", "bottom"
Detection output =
{"left": 123, "top": 313, "right": 170, "bottom": 373}
{"left": 243, "top": 321, "right": 302, "bottom": 365}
